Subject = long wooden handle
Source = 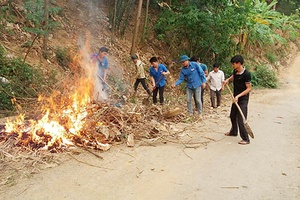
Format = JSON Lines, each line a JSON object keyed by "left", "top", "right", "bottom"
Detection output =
{"left": 225, "top": 84, "right": 247, "bottom": 123}
{"left": 97, "top": 74, "right": 116, "bottom": 93}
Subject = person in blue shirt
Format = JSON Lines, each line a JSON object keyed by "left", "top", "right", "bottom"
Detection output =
{"left": 90, "top": 46, "right": 109, "bottom": 101}
{"left": 190, "top": 56, "right": 208, "bottom": 109}
{"left": 149, "top": 56, "right": 170, "bottom": 104}
{"left": 172, "top": 55, "right": 206, "bottom": 116}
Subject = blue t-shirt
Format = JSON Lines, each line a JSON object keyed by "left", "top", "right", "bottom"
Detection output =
{"left": 97, "top": 56, "right": 108, "bottom": 78}
{"left": 90, "top": 53, "right": 108, "bottom": 78}
{"left": 175, "top": 61, "right": 206, "bottom": 89}
{"left": 199, "top": 63, "right": 208, "bottom": 72}
{"left": 149, "top": 64, "right": 169, "bottom": 87}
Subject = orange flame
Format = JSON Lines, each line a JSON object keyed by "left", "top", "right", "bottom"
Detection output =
{"left": 4, "top": 32, "right": 100, "bottom": 150}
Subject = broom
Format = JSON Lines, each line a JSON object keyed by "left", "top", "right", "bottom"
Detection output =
{"left": 226, "top": 84, "right": 254, "bottom": 139}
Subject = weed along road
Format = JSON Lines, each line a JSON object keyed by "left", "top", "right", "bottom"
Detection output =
{"left": 2, "top": 54, "right": 300, "bottom": 200}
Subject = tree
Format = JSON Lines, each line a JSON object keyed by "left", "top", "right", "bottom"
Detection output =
{"left": 130, "top": 0, "right": 143, "bottom": 55}
{"left": 23, "top": 0, "right": 60, "bottom": 63}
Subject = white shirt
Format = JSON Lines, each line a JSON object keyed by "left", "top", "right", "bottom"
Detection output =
{"left": 207, "top": 69, "right": 225, "bottom": 91}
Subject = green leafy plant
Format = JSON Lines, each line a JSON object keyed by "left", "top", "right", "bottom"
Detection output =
{"left": 153, "top": 0, "right": 299, "bottom": 70}
{"left": 266, "top": 52, "right": 277, "bottom": 64}
{"left": 252, "top": 64, "right": 278, "bottom": 88}
{"left": 0, "top": 45, "right": 57, "bottom": 110}
{"left": 23, "top": 0, "right": 61, "bottom": 62}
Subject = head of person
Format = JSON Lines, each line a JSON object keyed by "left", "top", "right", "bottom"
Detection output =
{"left": 179, "top": 55, "right": 190, "bottom": 67}
{"left": 230, "top": 55, "right": 244, "bottom": 69}
{"left": 149, "top": 56, "right": 159, "bottom": 68}
{"left": 190, "top": 56, "right": 200, "bottom": 63}
{"left": 131, "top": 54, "right": 138, "bottom": 63}
{"left": 99, "top": 46, "right": 108, "bottom": 58}
{"left": 213, "top": 63, "right": 220, "bottom": 72}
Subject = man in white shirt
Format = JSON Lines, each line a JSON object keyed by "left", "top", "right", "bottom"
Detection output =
{"left": 206, "top": 63, "right": 225, "bottom": 108}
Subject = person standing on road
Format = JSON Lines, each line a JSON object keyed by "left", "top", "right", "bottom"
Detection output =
{"left": 190, "top": 56, "right": 208, "bottom": 109}
{"left": 172, "top": 55, "right": 206, "bottom": 117}
{"left": 206, "top": 63, "right": 225, "bottom": 109}
{"left": 131, "top": 54, "right": 151, "bottom": 97}
{"left": 149, "top": 56, "right": 170, "bottom": 105}
{"left": 223, "top": 55, "right": 252, "bottom": 145}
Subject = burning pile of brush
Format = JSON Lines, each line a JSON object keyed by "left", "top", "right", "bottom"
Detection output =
{"left": 0, "top": 88, "right": 185, "bottom": 153}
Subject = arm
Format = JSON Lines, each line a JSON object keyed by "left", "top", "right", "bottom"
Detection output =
{"left": 103, "top": 57, "right": 109, "bottom": 81}
{"left": 162, "top": 70, "right": 170, "bottom": 76}
{"left": 150, "top": 76, "right": 155, "bottom": 87}
{"left": 221, "top": 71, "right": 225, "bottom": 91}
{"left": 223, "top": 75, "right": 233, "bottom": 85}
{"left": 172, "top": 71, "right": 185, "bottom": 87}
{"left": 103, "top": 69, "right": 107, "bottom": 81}
{"left": 161, "top": 65, "right": 170, "bottom": 76}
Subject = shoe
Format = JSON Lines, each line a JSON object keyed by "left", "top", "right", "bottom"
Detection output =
{"left": 224, "top": 132, "right": 237, "bottom": 136}
{"left": 217, "top": 106, "right": 221, "bottom": 109}
{"left": 238, "top": 140, "right": 250, "bottom": 145}
{"left": 210, "top": 107, "right": 214, "bottom": 109}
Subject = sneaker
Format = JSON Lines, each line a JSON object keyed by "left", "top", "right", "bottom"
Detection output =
{"left": 210, "top": 107, "right": 214, "bottom": 109}
{"left": 217, "top": 106, "right": 221, "bottom": 109}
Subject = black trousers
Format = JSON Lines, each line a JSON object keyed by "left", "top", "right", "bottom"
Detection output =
{"left": 229, "top": 99, "right": 250, "bottom": 142}
{"left": 134, "top": 78, "right": 151, "bottom": 95}
{"left": 153, "top": 86, "right": 164, "bottom": 104}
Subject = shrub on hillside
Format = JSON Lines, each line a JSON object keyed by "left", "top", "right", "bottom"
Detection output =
{"left": 0, "top": 46, "right": 55, "bottom": 111}
{"left": 252, "top": 65, "right": 278, "bottom": 88}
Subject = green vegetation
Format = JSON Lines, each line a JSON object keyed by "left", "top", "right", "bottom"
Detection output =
{"left": 153, "top": 0, "right": 299, "bottom": 88}
{"left": 266, "top": 52, "right": 277, "bottom": 64}
{"left": 0, "top": 0, "right": 299, "bottom": 115}
{"left": 0, "top": 46, "right": 56, "bottom": 111}
{"left": 251, "top": 65, "right": 278, "bottom": 88}
{"left": 23, "top": 0, "right": 61, "bottom": 61}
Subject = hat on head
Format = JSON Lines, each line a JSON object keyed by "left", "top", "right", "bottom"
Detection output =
{"left": 179, "top": 55, "right": 190, "bottom": 62}
{"left": 99, "top": 46, "right": 108, "bottom": 53}
{"left": 131, "top": 54, "right": 138, "bottom": 60}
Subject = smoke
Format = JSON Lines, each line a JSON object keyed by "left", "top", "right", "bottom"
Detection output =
{"left": 70, "top": 0, "right": 110, "bottom": 103}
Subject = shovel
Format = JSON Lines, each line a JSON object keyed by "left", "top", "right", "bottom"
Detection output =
{"left": 142, "top": 74, "right": 164, "bottom": 105}
{"left": 226, "top": 84, "right": 254, "bottom": 139}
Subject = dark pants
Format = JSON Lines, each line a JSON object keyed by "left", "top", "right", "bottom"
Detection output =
{"left": 229, "top": 99, "right": 250, "bottom": 142}
{"left": 153, "top": 86, "right": 164, "bottom": 104}
{"left": 134, "top": 78, "right": 151, "bottom": 95}
{"left": 210, "top": 89, "right": 222, "bottom": 108}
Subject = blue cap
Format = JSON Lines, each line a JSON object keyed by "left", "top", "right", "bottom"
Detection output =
{"left": 179, "top": 55, "right": 190, "bottom": 62}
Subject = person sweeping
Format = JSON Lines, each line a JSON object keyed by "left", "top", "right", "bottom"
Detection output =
{"left": 223, "top": 55, "right": 252, "bottom": 145}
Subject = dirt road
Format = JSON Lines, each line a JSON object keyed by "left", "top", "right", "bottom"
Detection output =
{"left": 1, "top": 54, "right": 300, "bottom": 200}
